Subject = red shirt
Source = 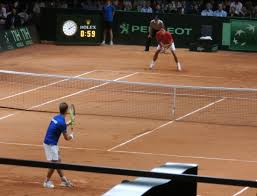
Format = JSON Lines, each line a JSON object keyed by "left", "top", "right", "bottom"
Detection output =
{"left": 156, "top": 31, "right": 174, "bottom": 44}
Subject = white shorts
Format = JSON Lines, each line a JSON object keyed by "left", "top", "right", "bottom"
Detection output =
{"left": 43, "top": 143, "right": 59, "bottom": 161}
{"left": 157, "top": 43, "right": 176, "bottom": 51}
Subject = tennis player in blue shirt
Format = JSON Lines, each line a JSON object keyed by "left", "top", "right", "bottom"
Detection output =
{"left": 43, "top": 102, "right": 74, "bottom": 188}
{"left": 101, "top": 0, "right": 115, "bottom": 45}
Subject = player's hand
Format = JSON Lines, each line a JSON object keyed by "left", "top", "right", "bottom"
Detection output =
{"left": 67, "top": 120, "right": 74, "bottom": 126}
{"left": 67, "top": 120, "right": 72, "bottom": 126}
{"left": 164, "top": 44, "right": 171, "bottom": 48}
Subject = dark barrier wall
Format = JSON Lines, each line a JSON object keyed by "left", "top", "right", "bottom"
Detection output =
{"left": 40, "top": 8, "right": 257, "bottom": 51}
{"left": 40, "top": 8, "right": 225, "bottom": 47}
{"left": 113, "top": 11, "right": 225, "bottom": 48}
{"left": 40, "top": 8, "right": 102, "bottom": 41}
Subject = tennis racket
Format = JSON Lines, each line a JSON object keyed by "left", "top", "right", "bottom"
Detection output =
{"left": 69, "top": 104, "right": 76, "bottom": 130}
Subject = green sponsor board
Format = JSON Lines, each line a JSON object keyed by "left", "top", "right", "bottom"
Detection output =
{"left": 0, "top": 27, "right": 33, "bottom": 52}
{"left": 229, "top": 20, "right": 257, "bottom": 51}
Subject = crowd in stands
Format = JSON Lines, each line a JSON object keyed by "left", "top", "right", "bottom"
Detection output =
{"left": 0, "top": 0, "right": 257, "bottom": 30}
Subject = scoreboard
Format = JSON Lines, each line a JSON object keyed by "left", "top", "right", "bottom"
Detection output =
{"left": 56, "top": 13, "right": 103, "bottom": 45}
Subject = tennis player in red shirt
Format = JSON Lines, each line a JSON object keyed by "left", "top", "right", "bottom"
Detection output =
{"left": 149, "top": 28, "right": 182, "bottom": 71}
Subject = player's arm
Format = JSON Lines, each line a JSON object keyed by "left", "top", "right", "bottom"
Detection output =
{"left": 112, "top": 6, "right": 115, "bottom": 16}
{"left": 63, "top": 132, "right": 74, "bottom": 141}
{"left": 61, "top": 123, "right": 74, "bottom": 141}
{"left": 160, "top": 20, "right": 165, "bottom": 29}
{"left": 156, "top": 36, "right": 165, "bottom": 48}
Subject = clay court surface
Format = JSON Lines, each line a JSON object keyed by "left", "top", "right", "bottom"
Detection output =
{"left": 0, "top": 44, "right": 257, "bottom": 196}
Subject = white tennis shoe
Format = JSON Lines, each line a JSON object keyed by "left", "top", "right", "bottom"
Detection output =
{"left": 43, "top": 180, "right": 55, "bottom": 189}
{"left": 60, "top": 178, "right": 73, "bottom": 187}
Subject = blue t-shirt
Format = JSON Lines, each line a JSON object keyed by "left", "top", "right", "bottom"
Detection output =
{"left": 103, "top": 4, "right": 115, "bottom": 22}
{"left": 44, "top": 114, "right": 67, "bottom": 145}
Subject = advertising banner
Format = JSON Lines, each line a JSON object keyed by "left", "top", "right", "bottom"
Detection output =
{"left": 0, "top": 27, "right": 33, "bottom": 52}
{"left": 229, "top": 19, "right": 257, "bottom": 51}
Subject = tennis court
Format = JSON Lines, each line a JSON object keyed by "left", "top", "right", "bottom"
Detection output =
{"left": 0, "top": 44, "right": 257, "bottom": 196}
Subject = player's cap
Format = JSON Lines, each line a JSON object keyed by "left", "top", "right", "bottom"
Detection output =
{"left": 154, "top": 15, "right": 159, "bottom": 20}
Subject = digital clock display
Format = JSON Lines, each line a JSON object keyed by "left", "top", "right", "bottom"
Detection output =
{"left": 80, "top": 30, "right": 96, "bottom": 38}
{"left": 56, "top": 13, "right": 103, "bottom": 45}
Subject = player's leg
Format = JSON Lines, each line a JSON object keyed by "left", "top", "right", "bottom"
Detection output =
{"left": 170, "top": 43, "right": 182, "bottom": 71}
{"left": 46, "top": 168, "right": 55, "bottom": 182}
{"left": 149, "top": 45, "right": 161, "bottom": 69}
{"left": 102, "top": 22, "right": 107, "bottom": 44}
{"left": 43, "top": 144, "right": 56, "bottom": 188}
{"left": 145, "top": 35, "right": 152, "bottom": 51}
{"left": 102, "top": 28, "right": 107, "bottom": 44}
{"left": 109, "top": 27, "right": 113, "bottom": 45}
{"left": 55, "top": 150, "right": 73, "bottom": 187}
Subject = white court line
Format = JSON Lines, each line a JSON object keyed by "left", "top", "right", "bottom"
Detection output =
{"left": 0, "top": 70, "right": 96, "bottom": 101}
{"left": 232, "top": 187, "right": 249, "bottom": 196}
{"left": 0, "top": 72, "right": 138, "bottom": 121}
{"left": 107, "top": 98, "right": 225, "bottom": 151}
{"left": 2, "top": 141, "right": 257, "bottom": 164}
{"left": 95, "top": 69, "right": 225, "bottom": 79}
{"left": 232, "top": 180, "right": 257, "bottom": 196}
{"left": 112, "top": 150, "right": 257, "bottom": 164}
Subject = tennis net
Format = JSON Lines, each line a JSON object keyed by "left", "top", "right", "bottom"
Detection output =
{"left": 0, "top": 70, "right": 257, "bottom": 126}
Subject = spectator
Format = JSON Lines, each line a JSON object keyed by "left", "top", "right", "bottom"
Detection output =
{"left": 33, "top": 0, "right": 45, "bottom": 15}
{"left": 18, "top": 6, "right": 30, "bottom": 25}
{"left": 239, "top": 6, "right": 251, "bottom": 17}
{"left": 252, "top": 6, "right": 257, "bottom": 18}
{"left": 154, "top": 3, "right": 163, "bottom": 13}
{"left": 130, "top": 1, "right": 140, "bottom": 11}
{"left": 13, "top": 1, "right": 20, "bottom": 10}
{"left": 213, "top": 3, "right": 227, "bottom": 17}
{"left": 101, "top": 0, "right": 115, "bottom": 45}
{"left": 59, "top": 0, "right": 68, "bottom": 8}
{"left": 229, "top": 6, "right": 239, "bottom": 17}
{"left": 141, "top": 1, "right": 153, "bottom": 13}
{"left": 134, "top": 1, "right": 142, "bottom": 12}
{"left": 223, "top": 0, "right": 231, "bottom": 13}
{"left": 178, "top": 1, "right": 186, "bottom": 14}
{"left": 201, "top": 3, "right": 214, "bottom": 16}
{"left": 187, "top": 2, "right": 200, "bottom": 15}
{"left": 165, "top": 1, "right": 177, "bottom": 13}
{"left": 0, "top": 3, "right": 7, "bottom": 19}
{"left": 113, "top": 0, "right": 122, "bottom": 10}
{"left": 5, "top": 8, "right": 21, "bottom": 29}
{"left": 124, "top": 1, "right": 132, "bottom": 11}
{"left": 230, "top": 0, "right": 242, "bottom": 15}
{"left": 0, "top": 3, "right": 7, "bottom": 29}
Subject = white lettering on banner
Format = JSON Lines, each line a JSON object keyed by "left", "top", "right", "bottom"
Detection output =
{"left": 80, "top": 25, "right": 96, "bottom": 30}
